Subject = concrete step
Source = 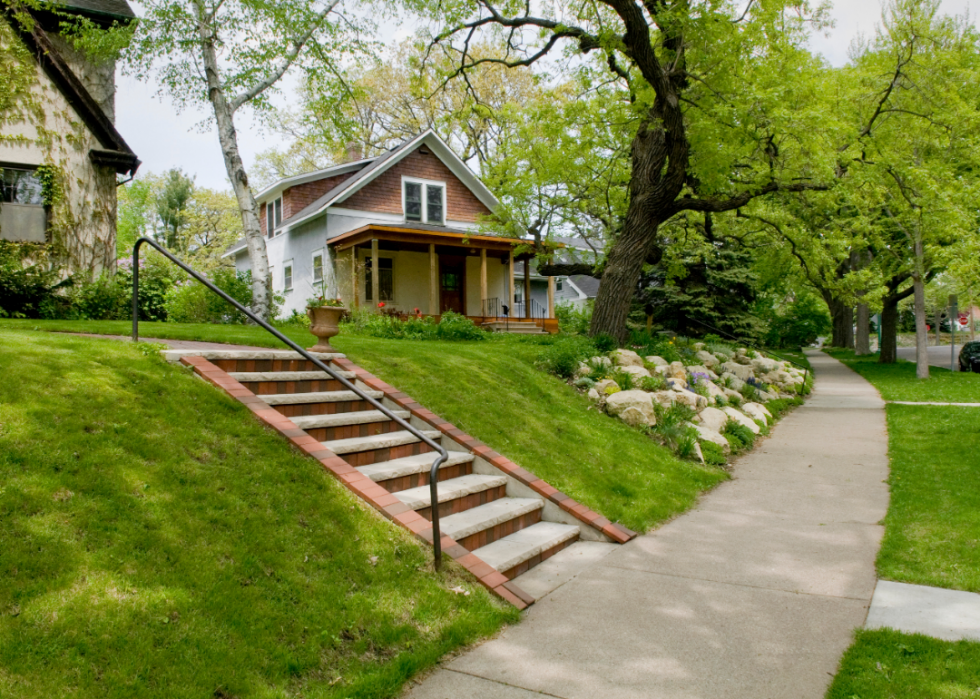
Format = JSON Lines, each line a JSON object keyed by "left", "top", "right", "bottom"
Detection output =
{"left": 509, "top": 540, "right": 620, "bottom": 601}
{"left": 163, "top": 349, "right": 344, "bottom": 363}
{"left": 481, "top": 322, "right": 548, "bottom": 334}
{"left": 323, "top": 429, "right": 441, "bottom": 456}
{"left": 357, "top": 451, "right": 475, "bottom": 483}
{"left": 395, "top": 474, "right": 507, "bottom": 510}
{"left": 473, "top": 522, "right": 580, "bottom": 575}
{"left": 229, "top": 370, "right": 355, "bottom": 382}
{"left": 440, "top": 497, "right": 543, "bottom": 542}
{"left": 262, "top": 389, "right": 383, "bottom": 405}
{"left": 292, "top": 409, "right": 410, "bottom": 430}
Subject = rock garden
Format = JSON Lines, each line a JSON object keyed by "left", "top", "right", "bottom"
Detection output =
{"left": 567, "top": 340, "right": 811, "bottom": 466}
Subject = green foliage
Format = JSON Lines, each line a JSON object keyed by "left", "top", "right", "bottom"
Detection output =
{"left": 539, "top": 335, "right": 594, "bottom": 378}
{"left": 761, "top": 292, "right": 831, "bottom": 349}
{"left": 572, "top": 377, "right": 595, "bottom": 389}
{"left": 651, "top": 402, "right": 698, "bottom": 452}
{"left": 699, "top": 441, "right": 727, "bottom": 466}
{"left": 610, "top": 368, "right": 634, "bottom": 391}
{"left": 156, "top": 168, "right": 195, "bottom": 249}
{"left": 555, "top": 301, "right": 592, "bottom": 335}
{"left": 639, "top": 374, "right": 667, "bottom": 392}
{"left": 0, "top": 243, "right": 64, "bottom": 318}
{"left": 722, "top": 419, "right": 755, "bottom": 451}
{"left": 593, "top": 332, "right": 618, "bottom": 353}
{"left": 163, "top": 269, "right": 253, "bottom": 324}
{"left": 628, "top": 330, "right": 681, "bottom": 363}
{"left": 341, "top": 310, "right": 487, "bottom": 343}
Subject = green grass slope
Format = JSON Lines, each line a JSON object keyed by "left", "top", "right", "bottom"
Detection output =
{"left": 0, "top": 329, "right": 517, "bottom": 699}
{"left": 825, "top": 349, "right": 980, "bottom": 403}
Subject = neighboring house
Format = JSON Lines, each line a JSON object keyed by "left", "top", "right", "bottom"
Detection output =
{"left": 513, "top": 235, "right": 600, "bottom": 311}
{"left": 0, "top": 0, "right": 139, "bottom": 274}
{"left": 226, "top": 130, "right": 569, "bottom": 332}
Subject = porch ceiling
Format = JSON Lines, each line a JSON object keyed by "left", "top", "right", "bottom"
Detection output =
{"left": 330, "top": 224, "right": 531, "bottom": 259}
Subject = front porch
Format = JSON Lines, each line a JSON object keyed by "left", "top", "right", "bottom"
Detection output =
{"left": 331, "top": 224, "right": 560, "bottom": 333}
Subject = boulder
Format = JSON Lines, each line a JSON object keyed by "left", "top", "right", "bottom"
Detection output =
{"left": 692, "top": 342, "right": 706, "bottom": 351}
{"left": 668, "top": 361, "right": 688, "bottom": 379}
{"left": 692, "top": 441, "right": 705, "bottom": 465}
{"left": 741, "top": 402, "right": 769, "bottom": 425}
{"left": 697, "top": 407, "right": 729, "bottom": 433}
{"left": 694, "top": 350, "right": 719, "bottom": 368}
{"left": 611, "top": 349, "right": 644, "bottom": 368}
{"left": 722, "top": 387, "right": 742, "bottom": 402}
{"left": 751, "top": 357, "right": 778, "bottom": 374}
{"left": 595, "top": 379, "right": 620, "bottom": 395}
{"left": 672, "top": 389, "right": 707, "bottom": 410}
{"left": 606, "top": 390, "right": 656, "bottom": 426}
{"left": 722, "top": 407, "right": 761, "bottom": 434}
{"left": 666, "top": 377, "right": 688, "bottom": 391}
{"left": 694, "top": 425, "right": 730, "bottom": 453}
{"left": 574, "top": 362, "right": 592, "bottom": 379}
{"left": 587, "top": 388, "right": 602, "bottom": 404}
{"left": 720, "top": 362, "right": 753, "bottom": 382}
{"left": 720, "top": 372, "right": 747, "bottom": 391}
{"left": 701, "top": 380, "right": 726, "bottom": 399}
{"left": 645, "top": 356, "right": 669, "bottom": 367}
{"left": 649, "top": 390, "right": 675, "bottom": 407}
{"left": 618, "top": 365, "right": 651, "bottom": 382}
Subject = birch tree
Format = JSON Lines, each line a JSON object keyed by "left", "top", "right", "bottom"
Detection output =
{"left": 125, "top": 0, "right": 368, "bottom": 319}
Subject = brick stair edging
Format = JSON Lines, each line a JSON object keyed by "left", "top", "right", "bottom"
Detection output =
{"left": 179, "top": 356, "right": 533, "bottom": 610}
{"left": 330, "top": 357, "right": 637, "bottom": 546}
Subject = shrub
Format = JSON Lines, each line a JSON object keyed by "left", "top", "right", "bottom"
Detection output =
{"left": 611, "top": 368, "right": 634, "bottom": 391}
{"left": 555, "top": 301, "right": 592, "bottom": 335}
{"left": 573, "top": 377, "right": 596, "bottom": 389}
{"left": 700, "top": 441, "right": 727, "bottom": 466}
{"left": 0, "top": 242, "right": 68, "bottom": 318}
{"left": 436, "top": 311, "right": 486, "bottom": 340}
{"left": 761, "top": 292, "right": 831, "bottom": 349}
{"left": 627, "top": 329, "right": 681, "bottom": 363}
{"left": 164, "top": 268, "right": 253, "bottom": 324}
{"left": 688, "top": 371, "right": 712, "bottom": 398}
{"left": 593, "top": 332, "right": 618, "bottom": 353}
{"left": 722, "top": 419, "right": 755, "bottom": 451}
{"left": 639, "top": 374, "right": 667, "bottom": 392}
{"left": 540, "top": 336, "right": 594, "bottom": 378}
{"left": 651, "top": 402, "right": 697, "bottom": 451}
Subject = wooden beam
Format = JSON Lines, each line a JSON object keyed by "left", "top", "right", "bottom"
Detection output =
{"left": 332, "top": 227, "right": 520, "bottom": 253}
{"left": 429, "top": 243, "right": 438, "bottom": 316}
{"left": 480, "top": 248, "right": 487, "bottom": 314}
{"left": 524, "top": 258, "right": 531, "bottom": 320}
{"left": 371, "top": 238, "right": 380, "bottom": 311}
{"left": 508, "top": 250, "right": 515, "bottom": 315}
{"left": 548, "top": 275, "right": 555, "bottom": 319}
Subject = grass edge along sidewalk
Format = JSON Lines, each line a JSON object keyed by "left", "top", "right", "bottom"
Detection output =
{"left": 825, "top": 349, "right": 980, "bottom": 699}
{"left": 0, "top": 329, "right": 520, "bottom": 699}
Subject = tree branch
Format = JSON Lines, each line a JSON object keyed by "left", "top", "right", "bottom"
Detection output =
{"left": 668, "top": 180, "right": 830, "bottom": 217}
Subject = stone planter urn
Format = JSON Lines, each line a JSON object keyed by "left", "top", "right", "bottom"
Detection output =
{"left": 307, "top": 306, "right": 346, "bottom": 353}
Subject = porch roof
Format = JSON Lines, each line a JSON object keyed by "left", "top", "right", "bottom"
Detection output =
{"left": 330, "top": 223, "right": 531, "bottom": 257}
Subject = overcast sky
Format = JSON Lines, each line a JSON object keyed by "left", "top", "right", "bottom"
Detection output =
{"left": 116, "top": 0, "right": 977, "bottom": 191}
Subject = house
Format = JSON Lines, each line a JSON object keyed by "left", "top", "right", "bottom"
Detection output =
{"left": 0, "top": 0, "right": 140, "bottom": 274}
{"left": 513, "top": 236, "right": 600, "bottom": 311}
{"left": 226, "top": 130, "right": 574, "bottom": 332}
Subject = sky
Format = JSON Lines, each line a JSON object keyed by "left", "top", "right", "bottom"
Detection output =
{"left": 115, "top": 0, "right": 977, "bottom": 191}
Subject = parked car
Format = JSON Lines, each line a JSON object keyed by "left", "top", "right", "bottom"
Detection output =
{"left": 958, "top": 341, "right": 980, "bottom": 373}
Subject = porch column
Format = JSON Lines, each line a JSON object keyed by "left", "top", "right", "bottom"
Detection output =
{"left": 429, "top": 243, "right": 438, "bottom": 316}
{"left": 371, "top": 238, "right": 380, "bottom": 311}
{"left": 524, "top": 258, "right": 531, "bottom": 319}
{"left": 480, "top": 248, "right": 487, "bottom": 316}
{"left": 508, "top": 250, "right": 515, "bottom": 312}
{"left": 351, "top": 248, "right": 359, "bottom": 309}
{"left": 548, "top": 275, "right": 555, "bottom": 319}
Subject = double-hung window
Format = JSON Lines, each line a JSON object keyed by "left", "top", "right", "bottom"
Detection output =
{"left": 403, "top": 179, "right": 445, "bottom": 225}
{"left": 0, "top": 166, "right": 46, "bottom": 243}
{"left": 266, "top": 197, "right": 282, "bottom": 236}
{"left": 283, "top": 260, "right": 293, "bottom": 291}
{"left": 312, "top": 252, "right": 324, "bottom": 285}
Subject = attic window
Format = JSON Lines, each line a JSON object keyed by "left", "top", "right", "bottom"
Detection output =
{"left": 403, "top": 179, "right": 445, "bottom": 225}
{"left": 266, "top": 197, "right": 282, "bottom": 236}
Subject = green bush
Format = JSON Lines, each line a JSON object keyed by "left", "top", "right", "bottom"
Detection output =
{"left": 628, "top": 329, "right": 681, "bottom": 363}
{"left": 164, "top": 268, "right": 253, "bottom": 324}
{"left": 611, "top": 368, "right": 635, "bottom": 391}
{"left": 699, "top": 441, "right": 727, "bottom": 466}
{"left": 341, "top": 309, "right": 487, "bottom": 342}
{"left": 541, "top": 336, "right": 594, "bottom": 378}
{"left": 639, "top": 374, "right": 667, "bottom": 392}
{"left": 0, "top": 242, "right": 66, "bottom": 318}
{"left": 651, "top": 402, "right": 698, "bottom": 451}
{"left": 722, "top": 419, "right": 755, "bottom": 451}
{"left": 762, "top": 292, "right": 831, "bottom": 349}
{"left": 555, "top": 301, "right": 592, "bottom": 335}
{"left": 436, "top": 311, "right": 486, "bottom": 340}
{"left": 593, "top": 332, "right": 618, "bottom": 353}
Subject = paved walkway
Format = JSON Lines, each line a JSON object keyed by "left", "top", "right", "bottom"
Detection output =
{"left": 65, "top": 332, "right": 269, "bottom": 351}
{"left": 866, "top": 580, "right": 980, "bottom": 642}
{"left": 897, "top": 344, "right": 964, "bottom": 371}
{"left": 404, "top": 351, "right": 890, "bottom": 699}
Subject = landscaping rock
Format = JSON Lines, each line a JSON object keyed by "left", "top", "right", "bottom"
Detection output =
{"left": 606, "top": 390, "right": 656, "bottom": 426}
{"left": 695, "top": 350, "right": 719, "bottom": 368}
{"left": 723, "top": 407, "right": 761, "bottom": 434}
{"left": 669, "top": 361, "right": 687, "bottom": 379}
{"left": 611, "top": 349, "right": 644, "bottom": 368}
{"left": 651, "top": 364, "right": 672, "bottom": 377}
{"left": 645, "top": 356, "right": 669, "bottom": 367}
{"left": 618, "top": 365, "right": 651, "bottom": 382}
{"left": 575, "top": 362, "right": 592, "bottom": 379}
{"left": 720, "top": 362, "right": 753, "bottom": 382}
{"left": 741, "top": 402, "right": 769, "bottom": 425}
{"left": 651, "top": 390, "right": 677, "bottom": 408}
{"left": 722, "top": 387, "right": 742, "bottom": 402}
{"left": 595, "top": 379, "right": 620, "bottom": 395}
{"left": 701, "top": 380, "right": 726, "bottom": 399}
{"left": 672, "top": 389, "right": 707, "bottom": 410}
{"left": 751, "top": 358, "right": 778, "bottom": 374}
{"left": 692, "top": 441, "right": 705, "bottom": 464}
{"left": 666, "top": 377, "right": 688, "bottom": 390}
{"left": 720, "top": 373, "right": 747, "bottom": 391}
{"left": 697, "top": 407, "right": 729, "bottom": 433}
{"left": 687, "top": 365, "right": 719, "bottom": 380}
{"left": 587, "top": 388, "right": 602, "bottom": 404}
{"left": 694, "top": 425, "right": 730, "bottom": 453}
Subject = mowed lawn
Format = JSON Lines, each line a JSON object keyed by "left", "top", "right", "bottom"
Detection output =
{"left": 0, "top": 319, "right": 729, "bottom": 532}
{"left": 824, "top": 349, "right": 980, "bottom": 698}
{"left": 0, "top": 329, "right": 518, "bottom": 699}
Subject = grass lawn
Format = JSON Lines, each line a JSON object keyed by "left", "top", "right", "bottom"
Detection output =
{"left": 828, "top": 629, "right": 980, "bottom": 699}
{"left": 823, "top": 350, "right": 980, "bottom": 698}
{"left": 0, "top": 329, "right": 518, "bottom": 699}
{"left": 824, "top": 349, "right": 980, "bottom": 403}
{"left": 0, "top": 319, "right": 729, "bottom": 533}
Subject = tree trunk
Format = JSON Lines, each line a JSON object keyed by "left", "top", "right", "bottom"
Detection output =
{"left": 880, "top": 298, "right": 899, "bottom": 364}
{"left": 827, "top": 295, "right": 847, "bottom": 348}
{"left": 843, "top": 305, "right": 854, "bottom": 349}
{"left": 855, "top": 303, "right": 871, "bottom": 355}
{"left": 913, "top": 273, "right": 930, "bottom": 380}
{"left": 194, "top": 1, "right": 271, "bottom": 320}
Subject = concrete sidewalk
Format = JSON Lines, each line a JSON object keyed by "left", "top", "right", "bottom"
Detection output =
{"left": 404, "top": 351, "right": 890, "bottom": 699}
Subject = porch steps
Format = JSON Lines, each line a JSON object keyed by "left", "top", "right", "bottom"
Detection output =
{"left": 481, "top": 321, "right": 549, "bottom": 335}
{"left": 174, "top": 349, "right": 636, "bottom": 609}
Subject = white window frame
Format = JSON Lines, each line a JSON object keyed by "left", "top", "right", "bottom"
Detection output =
{"left": 401, "top": 176, "right": 446, "bottom": 225}
{"left": 283, "top": 259, "right": 293, "bottom": 291}
{"left": 312, "top": 250, "right": 324, "bottom": 285}
{"left": 266, "top": 196, "right": 283, "bottom": 236}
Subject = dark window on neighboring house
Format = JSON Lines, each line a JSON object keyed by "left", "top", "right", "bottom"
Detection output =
{"left": 556, "top": 277, "right": 563, "bottom": 292}
{"left": 365, "top": 257, "right": 394, "bottom": 301}
{"left": 1, "top": 167, "right": 46, "bottom": 242}
{"left": 266, "top": 197, "right": 282, "bottom": 236}
{"left": 405, "top": 182, "right": 422, "bottom": 221}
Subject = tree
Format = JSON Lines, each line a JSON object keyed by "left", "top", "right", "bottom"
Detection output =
{"left": 156, "top": 168, "right": 194, "bottom": 250}
{"left": 424, "top": 0, "right": 834, "bottom": 342}
{"left": 124, "top": 0, "right": 368, "bottom": 320}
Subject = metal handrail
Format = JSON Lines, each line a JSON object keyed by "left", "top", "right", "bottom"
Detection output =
{"left": 131, "top": 237, "right": 449, "bottom": 569}
{"left": 685, "top": 317, "right": 810, "bottom": 392}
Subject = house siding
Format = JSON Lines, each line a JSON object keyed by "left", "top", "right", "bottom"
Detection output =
{"left": 341, "top": 148, "right": 491, "bottom": 223}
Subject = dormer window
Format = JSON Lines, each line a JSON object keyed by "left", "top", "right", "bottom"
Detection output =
{"left": 266, "top": 196, "right": 282, "bottom": 236}
{"left": 403, "top": 178, "right": 445, "bottom": 225}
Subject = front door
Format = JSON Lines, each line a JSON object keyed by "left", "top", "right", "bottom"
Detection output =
{"left": 439, "top": 257, "right": 465, "bottom": 314}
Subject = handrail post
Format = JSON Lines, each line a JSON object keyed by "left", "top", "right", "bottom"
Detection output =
{"left": 129, "top": 237, "right": 448, "bottom": 571}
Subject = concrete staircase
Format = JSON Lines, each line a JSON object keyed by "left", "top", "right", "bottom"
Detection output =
{"left": 480, "top": 320, "right": 549, "bottom": 335}
{"left": 167, "top": 349, "right": 633, "bottom": 607}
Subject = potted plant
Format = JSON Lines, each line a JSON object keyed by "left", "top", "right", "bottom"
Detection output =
{"left": 306, "top": 294, "right": 346, "bottom": 353}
